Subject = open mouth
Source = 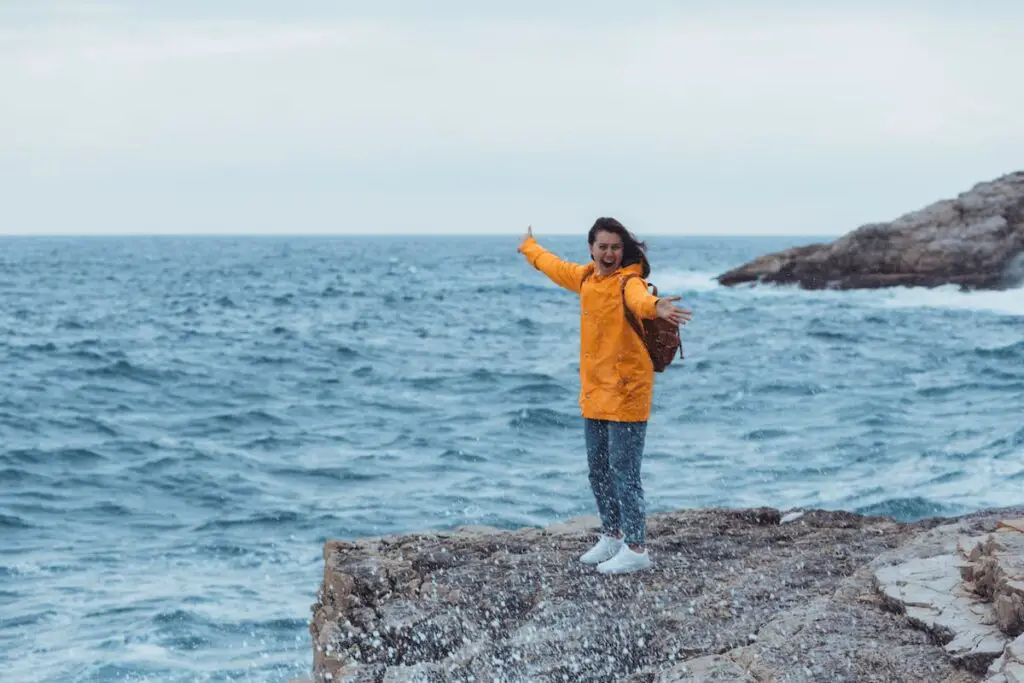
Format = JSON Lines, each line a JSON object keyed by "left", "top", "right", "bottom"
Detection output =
{"left": 601, "top": 259, "right": 616, "bottom": 269}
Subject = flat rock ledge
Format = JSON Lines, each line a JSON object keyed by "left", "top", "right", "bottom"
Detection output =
{"left": 294, "top": 507, "right": 1024, "bottom": 683}
{"left": 715, "top": 171, "right": 1024, "bottom": 290}
{"left": 874, "top": 517, "right": 1024, "bottom": 682}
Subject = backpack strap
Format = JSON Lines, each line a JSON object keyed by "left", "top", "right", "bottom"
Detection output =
{"left": 620, "top": 274, "right": 650, "bottom": 341}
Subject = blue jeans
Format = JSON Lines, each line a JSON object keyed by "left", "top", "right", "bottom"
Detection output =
{"left": 585, "top": 418, "right": 647, "bottom": 546}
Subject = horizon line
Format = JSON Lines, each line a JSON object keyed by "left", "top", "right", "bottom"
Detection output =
{"left": 0, "top": 232, "right": 842, "bottom": 239}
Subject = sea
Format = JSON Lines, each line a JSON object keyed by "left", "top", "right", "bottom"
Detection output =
{"left": 2, "top": 234, "right": 1022, "bottom": 682}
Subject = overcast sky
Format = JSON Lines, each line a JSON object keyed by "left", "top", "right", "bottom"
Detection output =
{"left": 2, "top": 1, "right": 1022, "bottom": 236}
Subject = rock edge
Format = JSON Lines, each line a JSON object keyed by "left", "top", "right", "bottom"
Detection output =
{"left": 294, "top": 507, "right": 1024, "bottom": 682}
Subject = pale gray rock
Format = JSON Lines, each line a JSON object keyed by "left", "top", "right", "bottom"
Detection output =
{"left": 647, "top": 654, "right": 754, "bottom": 682}
{"left": 987, "top": 634, "right": 1024, "bottom": 682}
{"left": 716, "top": 171, "right": 1024, "bottom": 290}
{"left": 867, "top": 516, "right": 1024, "bottom": 683}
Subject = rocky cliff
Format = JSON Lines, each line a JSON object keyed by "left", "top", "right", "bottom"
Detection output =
{"left": 293, "top": 507, "right": 1024, "bottom": 683}
{"left": 716, "top": 172, "right": 1024, "bottom": 290}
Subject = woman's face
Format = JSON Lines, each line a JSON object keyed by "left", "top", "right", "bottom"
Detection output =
{"left": 590, "top": 230, "right": 624, "bottom": 276}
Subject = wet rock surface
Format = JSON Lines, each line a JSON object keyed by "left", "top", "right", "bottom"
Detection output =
{"left": 297, "top": 507, "right": 1024, "bottom": 682}
{"left": 716, "top": 171, "right": 1024, "bottom": 290}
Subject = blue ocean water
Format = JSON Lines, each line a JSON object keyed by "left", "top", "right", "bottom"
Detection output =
{"left": 1, "top": 234, "right": 1022, "bottom": 682}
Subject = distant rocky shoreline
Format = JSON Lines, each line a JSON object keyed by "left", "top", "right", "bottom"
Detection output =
{"left": 291, "top": 506, "right": 1024, "bottom": 682}
{"left": 716, "top": 171, "right": 1024, "bottom": 291}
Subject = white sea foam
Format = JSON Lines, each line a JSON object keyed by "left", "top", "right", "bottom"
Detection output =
{"left": 655, "top": 267, "right": 1024, "bottom": 317}
{"left": 649, "top": 271, "right": 721, "bottom": 293}
{"left": 121, "top": 643, "right": 173, "bottom": 662}
{"left": 880, "top": 285, "right": 1024, "bottom": 317}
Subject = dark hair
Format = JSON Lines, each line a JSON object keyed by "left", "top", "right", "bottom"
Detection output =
{"left": 587, "top": 217, "right": 650, "bottom": 277}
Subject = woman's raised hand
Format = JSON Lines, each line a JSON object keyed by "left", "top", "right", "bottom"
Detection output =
{"left": 655, "top": 296, "right": 693, "bottom": 326}
{"left": 517, "top": 225, "right": 534, "bottom": 252}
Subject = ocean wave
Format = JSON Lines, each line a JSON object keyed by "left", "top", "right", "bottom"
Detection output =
{"left": 242, "top": 434, "right": 305, "bottom": 450}
{"left": 0, "top": 609, "right": 55, "bottom": 629}
{"left": 203, "top": 410, "right": 291, "bottom": 428}
{"left": 193, "top": 510, "right": 303, "bottom": 532}
{"left": 66, "top": 349, "right": 109, "bottom": 363}
{"left": 152, "top": 608, "right": 214, "bottom": 629}
{"left": 400, "top": 368, "right": 541, "bottom": 393}
{"left": 335, "top": 344, "right": 362, "bottom": 360}
{"left": 741, "top": 427, "right": 792, "bottom": 441}
{"left": 473, "top": 283, "right": 553, "bottom": 295}
{"left": 269, "top": 465, "right": 382, "bottom": 484}
{"left": 320, "top": 284, "right": 348, "bottom": 297}
{"left": 974, "top": 340, "right": 1024, "bottom": 360}
{"left": 3, "top": 497, "right": 77, "bottom": 523}
{"left": 439, "top": 448, "right": 488, "bottom": 463}
{"left": 975, "top": 366, "right": 1024, "bottom": 382}
{"left": 5, "top": 488, "right": 65, "bottom": 502}
{"left": 2, "top": 447, "right": 106, "bottom": 466}
{"left": 227, "top": 616, "right": 307, "bottom": 632}
{"left": 20, "top": 342, "right": 57, "bottom": 353}
{"left": 242, "top": 353, "right": 296, "bottom": 365}
{"left": 67, "top": 416, "right": 121, "bottom": 437}
{"left": 922, "top": 469, "right": 966, "bottom": 486}
{"left": 85, "top": 360, "right": 180, "bottom": 386}
{"left": 855, "top": 412, "right": 904, "bottom": 428}
{"left": 806, "top": 329, "right": 860, "bottom": 342}
{"left": 966, "top": 426, "right": 1024, "bottom": 458}
{"left": 0, "top": 513, "right": 32, "bottom": 529}
{"left": 507, "top": 407, "right": 578, "bottom": 430}
{"left": 402, "top": 375, "right": 452, "bottom": 390}
{"left": 915, "top": 381, "right": 1022, "bottom": 398}
{"left": 73, "top": 501, "right": 134, "bottom": 517}
{"left": 503, "top": 381, "right": 570, "bottom": 401}
{"left": 469, "top": 369, "right": 556, "bottom": 384}
{"left": 351, "top": 364, "right": 374, "bottom": 377}
{"left": 854, "top": 496, "right": 964, "bottom": 521}
{"left": 750, "top": 380, "right": 826, "bottom": 397}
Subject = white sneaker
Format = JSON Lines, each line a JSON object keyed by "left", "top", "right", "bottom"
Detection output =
{"left": 580, "top": 534, "right": 624, "bottom": 564}
{"left": 596, "top": 545, "right": 653, "bottom": 574}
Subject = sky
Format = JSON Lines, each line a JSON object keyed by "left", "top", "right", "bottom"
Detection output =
{"left": 2, "top": 1, "right": 1023, "bottom": 236}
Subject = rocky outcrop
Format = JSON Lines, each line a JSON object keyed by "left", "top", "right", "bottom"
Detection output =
{"left": 716, "top": 172, "right": 1024, "bottom": 290}
{"left": 296, "top": 507, "right": 1024, "bottom": 682}
{"left": 875, "top": 517, "right": 1024, "bottom": 682}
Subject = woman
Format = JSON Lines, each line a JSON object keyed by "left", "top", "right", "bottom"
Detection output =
{"left": 518, "top": 217, "right": 691, "bottom": 574}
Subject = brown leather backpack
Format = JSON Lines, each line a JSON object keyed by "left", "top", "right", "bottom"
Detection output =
{"left": 620, "top": 274, "right": 684, "bottom": 372}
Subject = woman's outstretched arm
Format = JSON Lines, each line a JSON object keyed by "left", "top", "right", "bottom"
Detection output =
{"left": 623, "top": 277, "right": 660, "bottom": 320}
{"left": 624, "top": 277, "right": 693, "bottom": 325}
{"left": 518, "top": 226, "right": 590, "bottom": 294}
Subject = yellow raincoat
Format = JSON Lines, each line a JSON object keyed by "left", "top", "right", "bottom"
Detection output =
{"left": 519, "top": 236, "right": 661, "bottom": 422}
